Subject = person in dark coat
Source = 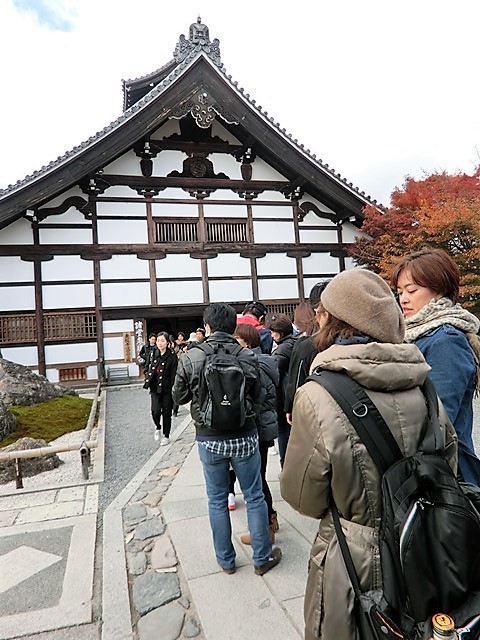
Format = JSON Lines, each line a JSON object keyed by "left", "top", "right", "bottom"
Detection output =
{"left": 137, "top": 332, "right": 157, "bottom": 366}
{"left": 268, "top": 313, "right": 296, "bottom": 467}
{"left": 234, "top": 322, "right": 280, "bottom": 541}
{"left": 143, "top": 331, "right": 178, "bottom": 445}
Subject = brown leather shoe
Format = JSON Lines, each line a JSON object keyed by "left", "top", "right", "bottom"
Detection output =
{"left": 254, "top": 547, "right": 282, "bottom": 576}
{"left": 217, "top": 559, "right": 235, "bottom": 575}
{"left": 241, "top": 525, "right": 275, "bottom": 545}
{"left": 270, "top": 512, "right": 279, "bottom": 533}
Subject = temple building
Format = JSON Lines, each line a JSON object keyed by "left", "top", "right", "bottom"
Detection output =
{"left": 0, "top": 18, "right": 374, "bottom": 384}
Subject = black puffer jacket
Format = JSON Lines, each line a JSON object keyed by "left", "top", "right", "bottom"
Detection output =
{"left": 143, "top": 348, "right": 178, "bottom": 395}
{"left": 172, "top": 331, "right": 262, "bottom": 438}
{"left": 272, "top": 334, "right": 296, "bottom": 411}
{"left": 252, "top": 346, "right": 279, "bottom": 442}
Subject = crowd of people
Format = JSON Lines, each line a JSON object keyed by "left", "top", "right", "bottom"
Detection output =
{"left": 137, "top": 247, "right": 480, "bottom": 638}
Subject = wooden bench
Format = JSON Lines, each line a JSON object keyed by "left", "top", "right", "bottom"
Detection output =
{"left": 106, "top": 365, "right": 130, "bottom": 385}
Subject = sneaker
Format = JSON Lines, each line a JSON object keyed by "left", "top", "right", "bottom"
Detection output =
{"left": 154, "top": 430, "right": 160, "bottom": 441}
{"left": 161, "top": 436, "right": 170, "bottom": 446}
{"left": 228, "top": 493, "right": 236, "bottom": 510}
{"left": 254, "top": 547, "right": 282, "bottom": 576}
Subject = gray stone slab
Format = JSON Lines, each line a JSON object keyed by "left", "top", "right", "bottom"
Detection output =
{"left": 161, "top": 483, "right": 207, "bottom": 503}
{"left": 132, "top": 571, "right": 181, "bottom": 615}
{"left": 134, "top": 517, "right": 165, "bottom": 540}
{"left": 0, "top": 490, "right": 57, "bottom": 511}
{"left": 161, "top": 497, "right": 208, "bottom": 524}
{"left": 283, "top": 595, "right": 306, "bottom": 637}
{"left": 187, "top": 569, "right": 302, "bottom": 640}
{"left": 275, "top": 500, "right": 319, "bottom": 542}
{"left": 167, "top": 515, "right": 250, "bottom": 580}
{"left": 151, "top": 534, "right": 177, "bottom": 569}
{"left": 137, "top": 601, "right": 185, "bottom": 640}
{"left": 16, "top": 501, "right": 84, "bottom": 525}
{"left": 0, "top": 510, "right": 18, "bottom": 527}
{"left": 0, "top": 514, "right": 96, "bottom": 639}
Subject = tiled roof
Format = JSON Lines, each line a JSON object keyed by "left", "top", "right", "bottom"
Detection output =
{"left": 0, "top": 18, "right": 376, "bottom": 207}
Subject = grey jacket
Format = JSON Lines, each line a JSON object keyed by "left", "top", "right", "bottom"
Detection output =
{"left": 280, "top": 342, "right": 457, "bottom": 640}
{"left": 172, "top": 331, "right": 262, "bottom": 438}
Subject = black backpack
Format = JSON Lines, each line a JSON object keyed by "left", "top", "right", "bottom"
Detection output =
{"left": 308, "top": 369, "right": 480, "bottom": 640}
{"left": 196, "top": 342, "right": 246, "bottom": 431}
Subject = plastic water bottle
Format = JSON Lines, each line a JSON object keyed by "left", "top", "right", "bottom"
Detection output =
{"left": 431, "top": 614, "right": 457, "bottom": 640}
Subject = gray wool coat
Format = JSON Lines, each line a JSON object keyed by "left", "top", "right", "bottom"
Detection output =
{"left": 280, "top": 342, "right": 457, "bottom": 640}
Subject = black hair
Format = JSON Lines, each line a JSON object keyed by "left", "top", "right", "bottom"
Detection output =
{"left": 148, "top": 332, "right": 157, "bottom": 339}
{"left": 243, "top": 300, "right": 268, "bottom": 319}
{"left": 203, "top": 302, "right": 237, "bottom": 334}
{"left": 308, "top": 281, "right": 330, "bottom": 308}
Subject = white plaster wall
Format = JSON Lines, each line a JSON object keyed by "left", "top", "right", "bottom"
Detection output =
{"left": 209, "top": 279, "right": 253, "bottom": 302}
{"left": 40, "top": 208, "right": 89, "bottom": 225}
{"left": 255, "top": 191, "right": 290, "bottom": 202}
{"left": 299, "top": 195, "right": 336, "bottom": 220}
{"left": 341, "top": 222, "right": 363, "bottom": 243}
{"left": 258, "top": 278, "right": 299, "bottom": 300}
{"left": 39, "top": 227, "right": 92, "bottom": 244}
{"left": 151, "top": 119, "right": 181, "bottom": 139}
{"left": 100, "top": 254, "right": 149, "bottom": 279}
{"left": 103, "top": 319, "right": 134, "bottom": 333}
{"left": 96, "top": 201, "right": 146, "bottom": 217}
{"left": 253, "top": 220, "right": 294, "bottom": 243}
{"left": 151, "top": 202, "right": 198, "bottom": 218}
{"left": 98, "top": 186, "right": 136, "bottom": 198}
{"left": 97, "top": 219, "right": 148, "bottom": 244}
{"left": 101, "top": 282, "right": 151, "bottom": 307}
{"left": 103, "top": 150, "right": 142, "bottom": 175}
{"left": 302, "top": 253, "right": 340, "bottom": 274}
{"left": 104, "top": 335, "right": 131, "bottom": 361}
{"left": 203, "top": 203, "right": 247, "bottom": 218}
{"left": 210, "top": 153, "right": 241, "bottom": 178}
{"left": 299, "top": 228, "right": 338, "bottom": 244}
{"left": 0, "top": 346, "right": 38, "bottom": 367}
{"left": 256, "top": 253, "right": 297, "bottom": 276}
{"left": 86, "top": 365, "right": 98, "bottom": 380}
{"left": 45, "top": 369, "right": 59, "bottom": 383}
{"left": 157, "top": 280, "right": 203, "bottom": 304}
{"left": 251, "top": 205, "right": 292, "bottom": 219}
{"left": 207, "top": 254, "right": 250, "bottom": 277}
{"left": 344, "top": 257, "right": 357, "bottom": 270}
{"left": 45, "top": 342, "right": 98, "bottom": 364}
{"left": 43, "top": 186, "right": 84, "bottom": 208}
{"left": 42, "top": 256, "right": 93, "bottom": 281}
{"left": 251, "top": 157, "right": 287, "bottom": 181}
{"left": 0, "top": 286, "right": 35, "bottom": 311}
{"left": 211, "top": 121, "right": 240, "bottom": 144}
{"left": 0, "top": 257, "right": 33, "bottom": 282}
{"left": 0, "top": 219, "right": 33, "bottom": 244}
{"left": 152, "top": 150, "right": 185, "bottom": 177}
{"left": 42, "top": 284, "right": 95, "bottom": 309}
{"left": 156, "top": 254, "right": 201, "bottom": 278}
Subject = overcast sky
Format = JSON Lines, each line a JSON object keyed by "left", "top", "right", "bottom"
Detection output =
{"left": 0, "top": 0, "right": 479, "bottom": 206}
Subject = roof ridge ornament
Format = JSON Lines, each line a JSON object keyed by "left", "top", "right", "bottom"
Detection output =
{"left": 174, "top": 17, "right": 222, "bottom": 66}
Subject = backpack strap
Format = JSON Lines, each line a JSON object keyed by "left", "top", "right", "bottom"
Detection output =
{"left": 307, "top": 369, "right": 402, "bottom": 474}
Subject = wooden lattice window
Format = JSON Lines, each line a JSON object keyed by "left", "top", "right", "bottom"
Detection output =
{"left": 154, "top": 218, "right": 248, "bottom": 243}
{"left": 59, "top": 367, "right": 87, "bottom": 382}
{"left": 0, "top": 310, "right": 96, "bottom": 345}
{"left": 205, "top": 219, "right": 247, "bottom": 243}
{"left": 155, "top": 219, "right": 198, "bottom": 242}
{"left": 266, "top": 303, "right": 297, "bottom": 320}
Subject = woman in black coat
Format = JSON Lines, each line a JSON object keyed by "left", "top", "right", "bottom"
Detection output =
{"left": 143, "top": 331, "right": 178, "bottom": 445}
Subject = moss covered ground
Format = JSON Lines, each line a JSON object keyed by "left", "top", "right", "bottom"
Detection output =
{"left": 1, "top": 395, "right": 93, "bottom": 448}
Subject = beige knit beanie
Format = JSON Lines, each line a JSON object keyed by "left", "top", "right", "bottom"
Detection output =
{"left": 321, "top": 268, "right": 405, "bottom": 344}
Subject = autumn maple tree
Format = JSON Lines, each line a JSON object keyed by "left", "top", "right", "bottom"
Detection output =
{"left": 349, "top": 169, "right": 480, "bottom": 311}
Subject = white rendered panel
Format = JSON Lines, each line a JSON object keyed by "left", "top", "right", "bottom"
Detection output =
{"left": 344, "top": 257, "right": 357, "bottom": 270}
{"left": 97, "top": 219, "right": 148, "bottom": 244}
{"left": 45, "top": 370, "right": 60, "bottom": 383}
{"left": 254, "top": 220, "right": 294, "bottom": 243}
{"left": 101, "top": 282, "right": 150, "bottom": 307}
{"left": 45, "top": 342, "right": 97, "bottom": 364}
{"left": 207, "top": 254, "right": 250, "bottom": 277}
{"left": 103, "top": 150, "right": 142, "bottom": 175}
{"left": 1, "top": 347, "right": 38, "bottom": 367}
{"left": 156, "top": 280, "right": 203, "bottom": 304}
{"left": 1, "top": 219, "right": 33, "bottom": 244}
{"left": 152, "top": 150, "right": 185, "bottom": 177}
{"left": 100, "top": 255, "right": 149, "bottom": 279}
{"left": 103, "top": 319, "right": 134, "bottom": 333}
{"left": 299, "top": 228, "right": 338, "bottom": 243}
{"left": 298, "top": 196, "right": 336, "bottom": 220}
{"left": 251, "top": 157, "right": 287, "bottom": 181}
{"left": 211, "top": 121, "right": 240, "bottom": 144}
{"left": 39, "top": 227, "right": 92, "bottom": 244}
{"left": 96, "top": 201, "right": 146, "bottom": 217}
{"left": 302, "top": 253, "right": 340, "bottom": 274}
{"left": 258, "top": 278, "right": 299, "bottom": 300}
{"left": 0, "top": 257, "right": 33, "bottom": 282}
{"left": 151, "top": 120, "right": 181, "bottom": 139}
{"left": 43, "top": 186, "right": 84, "bottom": 208}
{"left": 203, "top": 204, "right": 247, "bottom": 218}
{"left": 40, "top": 208, "right": 89, "bottom": 225}
{"left": 341, "top": 223, "right": 363, "bottom": 243}
{"left": 0, "top": 286, "right": 35, "bottom": 311}
{"left": 86, "top": 365, "right": 98, "bottom": 380}
{"left": 42, "top": 256, "right": 93, "bottom": 281}
{"left": 256, "top": 253, "right": 297, "bottom": 276}
{"left": 151, "top": 202, "right": 198, "bottom": 218}
{"left": 104, "top": 336, "right": 130, "bottom": 361}
{"left": 209, "top": 153, "right": 241, "bottom": 178}
{"left": 156, "top": 254, "right": 201, "bottom": 279}
{"left": 209, "top": 280, "right": 253, "bottom": 302}
{"left": 42, "top": 284, "right": 95, "bottom": 309}
{"left": 98, "top": 186, "right": 137, "bottom": 198}
{"left": 251, "top": 205, "right": 292, "bottom": 219}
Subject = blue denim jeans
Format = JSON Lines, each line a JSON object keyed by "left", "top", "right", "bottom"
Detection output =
{"left": 198, "top": 442, "right": 272, "bottom": 569}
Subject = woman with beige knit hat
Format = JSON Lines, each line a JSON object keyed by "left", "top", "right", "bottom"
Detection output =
{"left": 280, "top": 268, "right": 457, "bottom": 640}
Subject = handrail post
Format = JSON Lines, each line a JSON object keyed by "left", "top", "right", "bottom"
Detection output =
{"left": 15, "top": 458, "right": 23, "bottom": 489}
